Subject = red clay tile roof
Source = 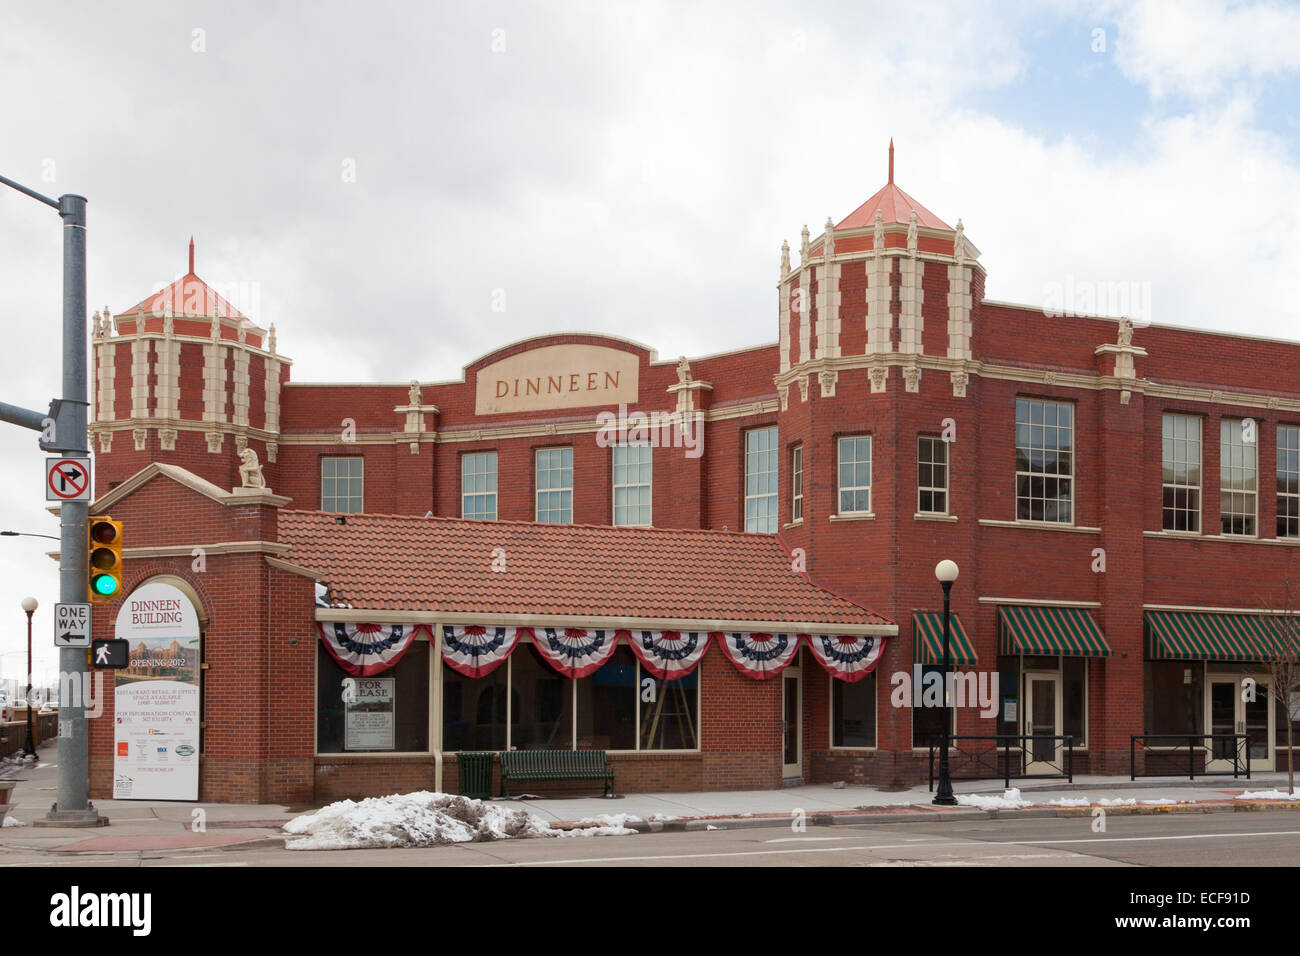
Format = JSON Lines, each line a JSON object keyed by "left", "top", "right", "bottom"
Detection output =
{"left": 118, "top": 272, "right": 246, "bottom": 320}
{"left": 278, "top": 511, "right": 893, "bottom": 631}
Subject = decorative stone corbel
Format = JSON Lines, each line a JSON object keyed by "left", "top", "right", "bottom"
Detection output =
{"left": 133, "top": 428, "right": 147, "bottom": 451}
{"left": 868, "top": 365, "right": 888, "bottom": 394}
{"left": 97, "top": 431, "right": 113, "bottom": 453}
{"left": 266, "top": 441, "right": 278, "bottom": 464}
{"left": 796, "top": 376, "right": 810, "bottom": 403}
{"left": 819, "top": 368, "right": 837, "bottom": 398}
{"left": 950, "top": 369, "right": 969, "bottom": 398}
{"left": 159, "top": 428, "right": 177, "bottom": 451}
{"left": 778, "top": 383, "right": 789, "bottom": 411}
{"left": 902, "top": 364, "right": 921, "bottom": 393}
{"left": 235, "top": 434, "right": 248, "bottom": 453}
{"left": 206, "top": 431, "right": 223, "bottom": 453}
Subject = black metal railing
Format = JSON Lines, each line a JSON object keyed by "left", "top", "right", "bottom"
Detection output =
{"left": 1130, "top": 734, "right": 1251, "bottom": 780}
{"left": 927, "top": 734, "right": 1075, "bottom": 791}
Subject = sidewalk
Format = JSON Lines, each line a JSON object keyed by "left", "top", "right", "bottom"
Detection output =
{"left": 2, "top": 740, "right": 1297, "bottom": 853}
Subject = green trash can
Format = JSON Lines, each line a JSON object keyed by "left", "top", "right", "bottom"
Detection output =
{"left": 457, "top": 752, "right": 494, "bottom": 799}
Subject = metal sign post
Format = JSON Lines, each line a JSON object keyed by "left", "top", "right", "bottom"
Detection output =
{"left": 0, "top": 175, "right": 104, "bottom": 826}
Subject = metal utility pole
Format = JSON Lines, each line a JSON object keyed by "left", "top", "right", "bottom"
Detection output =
{"left": 0, "top": 174, "right": 104, "bottom": 826}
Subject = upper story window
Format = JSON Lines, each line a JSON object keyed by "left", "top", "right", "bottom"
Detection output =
{"left": 535, "top": 447, "right": 573, "bottom": 524}
{"left": 1015, "top": 397, "right": 1073, "bottom": 523}
{"left": 1220, "top": 418, "right": 1256, "bottom": 536}
{"left": 462, "top": 451, "right": 498, "bottom": 521}
{"left": 321, "top": 457, "right": 364, "bottom": 513}
{"left": 613, "top": 443, "right": 652, "bottom": 527}
{"left": 837, "top": 435, "right": 872, "bottom": 515}
{"left": 1162, "top": 413, "right": 1202, "bottom": 532}
{"left": 744, "top": 426, "right": 779, "bottom": 533}
{"left": 917, "top": 435, "right": 948, "bottom": 515}
{"left": 1278, "top": 425, "right": 1300, "bottom": 538}
{"left": 791, "top": 444, "right": 804, "bottom": 523}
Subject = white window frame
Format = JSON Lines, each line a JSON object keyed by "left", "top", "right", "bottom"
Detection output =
{"left": 744, "top": 426, "right": 779, "bottom": 533}
{"left": 461, "top": 451, "right": 498, "bottom": 521}
{"left": 791, "top": 444, "right": 804, "bottom": 523}
{"left": 1161, "top": 413, "right": 1202, "bottom": 533}
{"left": 1278, "top": 425, "right": 1300, "bottom": 538}
{"left": 1220, "top": 418, "right": 1257, "bottom": 537}
{"left": 535, "top": 446, "right": 573, "bottom": 524}
{"left": 612, "top": 443, "right": 652, "bottom": 527}
{"left": 321, "top": 456, "right": 364, "bottom": 514}
{"left": 1014, "top": 397, "right": 1074, "bottom": 524}
{"left": 837, "top": 435, "right": 872, "bottom": 516}
{"left": 917, "top": 435, "right": 948, "bottom": 515}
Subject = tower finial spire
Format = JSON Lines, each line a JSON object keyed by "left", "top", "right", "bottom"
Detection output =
{"left": 188, "top": 236, "right": 195, "bottom": 274}
{"left": 888, "top": 138, "right": 894, "bottom": 184}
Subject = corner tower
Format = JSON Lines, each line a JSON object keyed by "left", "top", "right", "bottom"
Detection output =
{"left": 89, "top": 240, "right": 292, "bottom": 495}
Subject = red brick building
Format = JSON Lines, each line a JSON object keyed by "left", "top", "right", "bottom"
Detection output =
{"left": 85, "top": 156, "right": 1300, "bottom": 803}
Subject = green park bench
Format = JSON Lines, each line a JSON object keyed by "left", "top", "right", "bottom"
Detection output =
{"left": 498, "top": 749, "right": 615, "bottom": 798}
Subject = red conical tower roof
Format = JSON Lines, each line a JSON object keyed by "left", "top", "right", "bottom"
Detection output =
{"left": 835, "top": 140, "right": 952, "bottom": 231}
{"left": 117, "top": 238, "right": 247, "bottom": 320}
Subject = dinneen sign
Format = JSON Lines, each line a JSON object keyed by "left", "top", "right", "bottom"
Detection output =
{"left": 474, "top": 344, "right": 639, "bottom": 414}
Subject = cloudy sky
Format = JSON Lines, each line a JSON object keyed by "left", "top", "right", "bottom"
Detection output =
{"left": 1, "top": 0, "right": 1299, "bottom": 682}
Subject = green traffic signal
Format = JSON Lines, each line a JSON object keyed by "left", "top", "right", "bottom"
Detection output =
{"left": 91, "top": 573, "right": 118, "bottom": 596}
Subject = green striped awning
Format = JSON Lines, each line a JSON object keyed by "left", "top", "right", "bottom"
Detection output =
{"left": 1145, "top": 611, "right": 1284, "bottom": 661}
{"left": 997, "top": 605, "right": 1111, "bottom": 658}
{"left": 913, "top": 612, "right": 978, "bottom": 666}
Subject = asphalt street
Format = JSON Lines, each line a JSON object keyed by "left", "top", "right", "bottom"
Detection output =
{"left": 2, "top": 808, "right": 1298, "bottom": 867}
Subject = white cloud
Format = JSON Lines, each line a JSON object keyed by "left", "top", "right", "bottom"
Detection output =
{"left": 1111, "top": 0, "right": 1300, "bottom": 99}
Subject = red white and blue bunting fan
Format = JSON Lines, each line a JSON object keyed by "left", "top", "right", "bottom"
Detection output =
{"left": 318, "top": 622, "right": 421, "bottom": 677}
{"left": 711, "top": 632, "right": 802, "bottom": 679}
{"left": 805, "top": 634, "right": 885, "bottom": 683}
{"left": 441, "top": 625, "right": 527, "bottom": 678}
{"left": 533, "top": 627, "right": 619, "bottom": 678}
{"left": 619, "top": 630, "right": 709, "bottom": 680}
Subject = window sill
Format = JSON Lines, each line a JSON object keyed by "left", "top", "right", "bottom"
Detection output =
{"left": 828, "top": 746, "right": 879, "bottom": 753}
{"left": 1144, "top": 530, "right": 1300, "bottom": 546}
{"left": 979, "top": 519, "right": 1101, "bottom": 534}
{"left": 830, "top": 512, "right": 876, "bottom": 522}
{"left": 914, "top": 513, "right": 958, "bottom": 522}
{"left": 782, "top": 519, "right": 804, "bottom": 530}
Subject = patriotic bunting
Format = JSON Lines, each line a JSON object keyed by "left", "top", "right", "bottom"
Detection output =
{"left": 619, "top": 630, "right": 710, "bottom": 680}
{"left": 532, "top": 627, "right": 619, "bottom": 678}
{"left": 441, "top": 625, "right": 527, "bottom": 678}
{"left": 711, "top": 631, "right": 802, "bottom": 679}
{"left": 318, "top": 622, "right": 423, "bottom": 677}
{"left": 805, "top": 634, "right": 885, "bottom": 683}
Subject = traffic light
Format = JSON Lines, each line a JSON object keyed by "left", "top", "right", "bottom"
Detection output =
{"left": 87, "top": 517, "right": 123, "bottom": 603}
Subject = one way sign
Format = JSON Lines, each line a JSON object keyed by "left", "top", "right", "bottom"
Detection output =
{"left": 54, "top": 603, "right": 92, "bottom": 648}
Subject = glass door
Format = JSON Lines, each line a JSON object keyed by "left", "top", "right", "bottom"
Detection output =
{"left": 1206, "top": 675, "right": 1274, "bottom": 772}
{"left": 1023, "top": 671, "right": 1061, "bottom": 774}
{"left": 782, "top": 668, "right": 802, "bottom": 779}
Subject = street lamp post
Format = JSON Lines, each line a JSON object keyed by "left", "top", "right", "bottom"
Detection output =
{"left": 21, "top": 597, "right": 38, "bottom": 758}
{"left": 933, "top": 560, "right": 959, "bottom": 806}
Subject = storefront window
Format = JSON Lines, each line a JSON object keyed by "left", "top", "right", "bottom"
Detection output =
{"left": 317, "top": 640, "right": 429, "bottom": 753}
{"left": 1063, "top": 657, "right": 1087, "bottom": 748}
{"left": 1274, "top": 693, "right": 1300, "bottom": 748}
{"left": 1143, "top": 661, "right": 1204, "bottom": 735}
{"left": 912, "top": 666, "right": 955, "bottom": 748}
{"left": 576, "top": 646, "right": 637, "bottom": 750}
{"left": 997, "top": 655, "right": 1020, "bottom": 736}
{"left": 640, "top": 670, "right": 700, "bottom": 750}
{"left": 442, "top": 662, "right": 508, "bottom": 752}
{"left": 832, "top": 673, "right": 876, "bottom": 748}
{"left": 511, "top": 644, "right": 573, "bottom": 749}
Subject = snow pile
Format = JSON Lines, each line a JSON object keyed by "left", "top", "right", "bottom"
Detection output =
{"left": 1139, "top": 798, "right": 1178, "bottom": 805}
{"left": 648, "top": 813, "right": 681, "bottom": 822}
{"left": 283, "top": 792, "right": 555, "bottom": 850}
{"left": 1099, "top": 797, "right": 1136, "bottom": 806}
{"left": 956, "top": 788, "right": 1029, "bottom": 810}
{"left": 554, "top": 812, "right": 640, "bottom": 837}
{"left": 1045, "top": 796, "right": 1091, "bottom": 807}
{"left": 2, "top": 816, "right": 27, "bottom": 828}
{"left": 1236, "top": 789, "right": 1300, "bottom": 800}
